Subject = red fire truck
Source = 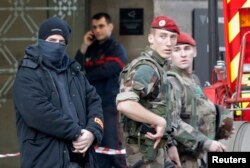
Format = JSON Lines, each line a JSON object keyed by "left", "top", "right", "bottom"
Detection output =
{"left": 204, "top": 0, "right": 250, "bottom": 151}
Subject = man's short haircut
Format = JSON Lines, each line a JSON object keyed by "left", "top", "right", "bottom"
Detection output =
{"left": 92, "top": 12, "right": 112, "bottom": 24}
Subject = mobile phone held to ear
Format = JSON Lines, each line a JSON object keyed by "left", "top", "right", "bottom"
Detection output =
{"left": 90, "top": 32, "right": 96, "bottom": 42}
{"left": 87, "top": 31, "right": 96, "bottom": 42}
{"left": 91, "top": 34, "right": 96, "bottom": 41}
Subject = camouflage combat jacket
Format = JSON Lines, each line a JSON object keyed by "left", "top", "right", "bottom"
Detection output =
{"left": 168, "top": 66, "right": 216, "bottom": 139}
{"left": 167, "top": 66, "right": 233, "bottom": 155}
{"left": 116, "top": 47, "right": 175, "bottom": 160}
{"left": 116, "top": 47, "right": 211, "bottom": 160}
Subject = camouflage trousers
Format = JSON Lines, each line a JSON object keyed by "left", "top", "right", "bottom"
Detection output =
{"left": 126, "top": 143, "right": 174, "bottom": 168}
{"left": 180, "top": 153, "right": 207, "bottom": 168}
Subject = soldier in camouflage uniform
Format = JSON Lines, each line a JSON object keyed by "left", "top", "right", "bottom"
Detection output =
{"left": 116, "top": 16, "right": 229, "bottom": 168}
{"left": 116, "top": 16, "right": 182, "bottom": 168}
{"left": 168, "top": 32, "right": 234, "bottom": 168}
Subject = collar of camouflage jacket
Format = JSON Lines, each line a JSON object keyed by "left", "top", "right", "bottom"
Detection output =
{"left": 170, "top": 65, "right": 193, "bottom": 78}
{"left": 145, "top": 46, "right": 167, "bottom": 67}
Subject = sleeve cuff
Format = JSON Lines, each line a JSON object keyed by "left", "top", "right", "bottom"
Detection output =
{"left": 86, "top": 127, "right": 103, "bottom": 144}
{"left": 116, "top": 91, "right": 139, "bottom": 105}
{"left": 202, "top": 139, "right": 213, "bottom": 151}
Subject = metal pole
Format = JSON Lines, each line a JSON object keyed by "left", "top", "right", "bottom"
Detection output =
{"left": 208, "top": 0, "right": 220, "bottom": 82}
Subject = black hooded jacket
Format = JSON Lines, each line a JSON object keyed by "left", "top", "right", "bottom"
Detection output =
{"left": 13, "top": 44, "right": 103, "bottom": 168}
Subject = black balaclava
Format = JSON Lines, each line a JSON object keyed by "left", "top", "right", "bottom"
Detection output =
{"left": 37, "top": 17, "right": 71, "bottom": 69}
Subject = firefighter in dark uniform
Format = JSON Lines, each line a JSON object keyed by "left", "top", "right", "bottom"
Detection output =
{"left": 75, "top": 12, "right": 127, "bottom": 168}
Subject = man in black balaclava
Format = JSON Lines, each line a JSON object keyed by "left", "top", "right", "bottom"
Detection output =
{"left": 13, "top": 16, "right": 104, "bottom": 168}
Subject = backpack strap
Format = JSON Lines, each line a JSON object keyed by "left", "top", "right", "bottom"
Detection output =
{"left": 124, "top": 52, "right": 164, "bottom": 83}
{"left": 136, "top": 52, "right": 173, "bottom": 131}
{"left": 166, "top": 71, "right": 187, "bottom": 107}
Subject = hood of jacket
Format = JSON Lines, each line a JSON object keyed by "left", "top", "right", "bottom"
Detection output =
{"left": 24, "top": 43, "right": 67, "bottom": 72}
{"left": 22, "top": 43, "right": 81, "bottom": 73}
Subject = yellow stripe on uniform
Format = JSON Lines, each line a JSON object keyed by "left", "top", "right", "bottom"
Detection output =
{"left": 228, "top": 12, "right": 240, "bottom": 43}
{"left": 230, "top": 52, "right": 240, "bottom": 82}
{"left": 227, "top": 0, "right": 231, "bottom": 3}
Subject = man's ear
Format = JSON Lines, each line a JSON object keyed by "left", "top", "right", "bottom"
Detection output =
{"left": 193, "top": 47, "right": 197, "bottom": 58}
{"left": 109, "top": 23, "right": 114, "bottom": 31}
{"left": 148, "top": 34, "right": 154, "bottom": 44}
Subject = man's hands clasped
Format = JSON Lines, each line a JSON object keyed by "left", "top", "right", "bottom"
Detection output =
{"left": 72, "top": 129, "right": 95, "bottom": 155}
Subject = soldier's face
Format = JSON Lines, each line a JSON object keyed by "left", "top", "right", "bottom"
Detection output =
{"left": 148, "top": 29, "right": 177, "bottom": 59}
{"left": 171, "top": 44, "right": 197, "bottom": 72}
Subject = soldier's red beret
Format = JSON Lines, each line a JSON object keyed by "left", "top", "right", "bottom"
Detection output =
{"left": 151, "top": 16, "right": 180, "bottom": 34}
{"left": 177, "top": 32, "right": 196, "bottom": 46}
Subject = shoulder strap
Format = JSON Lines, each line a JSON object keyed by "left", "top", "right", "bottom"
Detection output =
{"left": 191, "top": 73, "right": 201, "bottom": 86}
{"left": 167, "top": 71, "right": 188, "bottom": 107}
{"left": 133, "top": 51, "right": 164, "bottom": 80}
{"left": 137, "top": 53, "right": 174, "bottom": 130}
{"left": 166, "top": 71, "right": 184, "bottom": 90}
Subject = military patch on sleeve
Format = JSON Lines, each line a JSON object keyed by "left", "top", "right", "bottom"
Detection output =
{"left": 94, "top": 117, "right": 104, "bottom": 129}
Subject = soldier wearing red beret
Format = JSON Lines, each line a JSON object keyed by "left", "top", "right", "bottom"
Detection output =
{"left": 168, "top": 32, "right": 234, "bottom": 168}
{"left": 116, "top": 15, "right": 182, "bottom": 167}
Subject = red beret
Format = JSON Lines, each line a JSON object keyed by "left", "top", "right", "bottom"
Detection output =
{"left": 177, "top": 32, "right": 196, "bottom": 46}
{"left": 151, "top": 16, "right": 180, "bottom": 34}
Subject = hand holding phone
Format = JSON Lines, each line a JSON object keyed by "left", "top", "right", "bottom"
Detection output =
{"left": 84, "top": 31, "right": 96, "bottom": 46}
